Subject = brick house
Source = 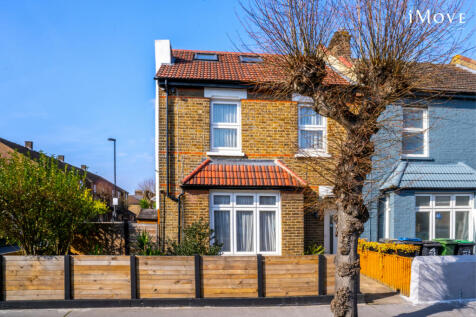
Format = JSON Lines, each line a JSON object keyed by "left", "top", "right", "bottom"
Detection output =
{"left": 154, "top": 36, "right": 476, "bottom": 255}
{"left": 154, "top": 36, "right": 353, "bottom": 255}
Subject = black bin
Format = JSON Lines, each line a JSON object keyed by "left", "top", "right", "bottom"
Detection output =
{"left": 421, "top": 241, "right": 442, "bottom": 256}
{"left": 455, "top": 240, "right": 475, "bottom": 255}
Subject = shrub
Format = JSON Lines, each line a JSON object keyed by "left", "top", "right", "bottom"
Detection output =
{"left": 305, "top": 242, "right": 325, "bottom": 255}
{"left": 358, "top": 239, "right": 420, "bottom": 256}
{"left": 167, "top": 219, "right": 222, "bottom": 256}
{"left": 0, "top": 152, "right": 107, "bottom": 255}
{"left": 134, "top": 231, "right": 162, "bottom": 256}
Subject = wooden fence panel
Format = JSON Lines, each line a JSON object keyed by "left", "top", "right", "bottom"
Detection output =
{"left": 72, "top": 255, "right": 130, "bottom": 299}
{"left": 137, "top": 256, "right": 195, "bottom": 298}
{"left": 324, "top": 255, "right": 335, "bottom": 295}
{"left": 264, "top": 255, "right": 318, "bottom": 297}
{"left": 202, "top": 256, "right": 258, "bottom": 298}
{"left": 3, "top": 256, "right": 64, "bottom": 301}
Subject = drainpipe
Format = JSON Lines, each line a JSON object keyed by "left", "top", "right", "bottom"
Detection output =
{"left": 164, "top": 79, "right": 184, "bottom": 243}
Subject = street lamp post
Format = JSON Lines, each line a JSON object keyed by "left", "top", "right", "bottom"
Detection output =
{"left": 108, "top": 138, "right": 117, "bottom": 221}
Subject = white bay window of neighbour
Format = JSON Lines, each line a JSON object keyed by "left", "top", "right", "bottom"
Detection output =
{"left": 210, "top": 192, "right": 280, "bottom": 255}
{"left": 211, "top": 102, "right": 240, "bottom": 151}
{"left": 415, "top": 194, "right": 473, "bottom": 240}
{"left": 402, "top": 107, "right": 428, "bottom": 157}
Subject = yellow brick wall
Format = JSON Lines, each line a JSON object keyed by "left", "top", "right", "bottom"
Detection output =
{"left": 158, "top": 87, "right": 338, "bottom": 253}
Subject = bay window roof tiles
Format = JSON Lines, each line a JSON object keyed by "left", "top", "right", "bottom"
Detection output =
{"left": 182, "top": 159, "right": 307, "bottom": 188}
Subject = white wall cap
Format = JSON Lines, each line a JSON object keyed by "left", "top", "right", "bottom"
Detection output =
{"left": 319, "top": 186, "right": 335, "bottom": 198}
{"left": 155, "top": 39, "right": 172, "bottom": 73}
{"left": 204, "top": 88, "right": 247, "bottom": 100}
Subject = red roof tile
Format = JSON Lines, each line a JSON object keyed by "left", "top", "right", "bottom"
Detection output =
{"left": 156, "top": 49, "right": 349, "bottom": 85}
{"left": 181, "top": 159, "right": 307, "bottom": 188}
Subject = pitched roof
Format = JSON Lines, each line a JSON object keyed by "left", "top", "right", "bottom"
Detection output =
{"left": 182, "top": 159, "right": 307, "bottom": 188}
{"left": 156, "top": 50, "right": 476, "bottom": 93}
{"left": 137, "top": 208, "right": 157, "bottom": 221}
{"left": 0, "top": 137, "right": 128, "bottom": 194}
{"left": 156, "top": 49, "right": 349, "bottom": 85}
{"left": 380, "top": 161, "right": 476, "bottom": 190}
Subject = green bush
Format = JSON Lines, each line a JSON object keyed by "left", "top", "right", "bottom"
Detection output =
{"left": 135, "top": 231, "right": 162, "bottom": 255}
{"left": 0, "top": 152, "right": 107, "bottom": 255}
{"left": 305, "top": 242, "right": 325, "bottom": 255}
{"left": 167, "top": 219, "right": 222, "bottom": 256}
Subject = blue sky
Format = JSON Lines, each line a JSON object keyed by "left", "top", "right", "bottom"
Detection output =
{"left": 1, "top": 1, "right": 475, "bottom": 192}
{"left": 0, "top": 0, "right": 245, "bottom": 192}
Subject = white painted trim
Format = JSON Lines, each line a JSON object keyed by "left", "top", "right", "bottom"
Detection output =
{"left": 319, "top": 186, "right": 334, "bottom": 198}
{"left": 385, "top": 196, "right": 390, "bottom": 239}
{"left": 402, "top": 107, "right": 429, "bottom": 158}
{"left": 292, "top": 93, "right": 313, "bottom": 103}
{"left": 206, "top": 151, "right": 245, "bottom": 157}
{"left": 209, "top": 190, "right": 281, "bottom": 256}
{"left": 297, "top": 103, "right": 328, "bottom": 153}
{"left": 295, "top": 151, "right": 332, "bottom": 158}
{"left": 204, "top": 88, "right": 247, "bottom": 100}
{"left": 209, "top": 100, "right": 242, "bottom": 154}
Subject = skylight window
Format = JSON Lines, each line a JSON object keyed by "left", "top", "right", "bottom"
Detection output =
{"left": 194, "top": 53, "right": 218, "bottom": 61}
{"left": 239, "top": 55, "right": 263, "bottom": 63}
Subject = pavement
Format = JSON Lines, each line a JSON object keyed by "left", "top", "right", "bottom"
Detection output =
{"left": 1, "top": 302, "right": 476, "bottom": 317}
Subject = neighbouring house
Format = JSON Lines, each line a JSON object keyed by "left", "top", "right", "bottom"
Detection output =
{"left": 154, "top": 34, "right": 476, "bottom": 255}
{"left": 0, "top": 138, "right": 133, "bottom": 222}
{"left": 136, "top": 208, "right": 158, "bottom": 224}
{"left": 128, "top": 190, "right": 143, "bottom": 217}
{"left": 363, "top": 56, "right": 476, "bottom": 243}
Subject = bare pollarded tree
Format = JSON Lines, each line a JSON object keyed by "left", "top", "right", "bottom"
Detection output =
{"left": 241, "top": 0, "right": 471, "bottom": 316}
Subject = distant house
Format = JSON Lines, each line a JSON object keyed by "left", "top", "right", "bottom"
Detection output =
{"left": 128, "top": 190, "right": 143, "bottom": 217}
{"left": 0, "top": 138, "right": 133, "bottom": 222}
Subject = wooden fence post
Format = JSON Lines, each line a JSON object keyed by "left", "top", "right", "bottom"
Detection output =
{"left": 194, "top": 255, "right": 201, "bottom": 298}
{"left": 130, "top": 255, "right": 137, "bottom": 299}
{"left": 318, "top": 254, "right": 326, "bottom": 295}
{"left": 64, "top": 255, "right": 71, "bottom": 300}
{"left": 257, "top": 254, "right": 264, "bottom": 297}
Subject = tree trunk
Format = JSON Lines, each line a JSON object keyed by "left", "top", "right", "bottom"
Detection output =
{"left": 331, "top": 206, "right": 360, "bottom": 317}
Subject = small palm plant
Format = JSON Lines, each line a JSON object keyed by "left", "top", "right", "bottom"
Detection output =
{"left": 305, "top": 243, "right": 325, "bottom": 255}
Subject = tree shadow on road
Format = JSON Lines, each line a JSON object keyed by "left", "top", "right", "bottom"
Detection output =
{"left": 395, "top": 302, "right": 469, "bottom": 317}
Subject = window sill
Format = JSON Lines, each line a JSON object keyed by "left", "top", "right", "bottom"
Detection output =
{"left": 295, "top": 151, "right": 332, "bottom": 158}
{"left": 401, "top": 156, "right": 434, "bottom": 161}
{"left": 207, "top": 151, "right": 246, "bottom": 157}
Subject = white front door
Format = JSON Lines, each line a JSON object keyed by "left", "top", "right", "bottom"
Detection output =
{"left": 324, "top": 210, "right": 337, "bottom": 254}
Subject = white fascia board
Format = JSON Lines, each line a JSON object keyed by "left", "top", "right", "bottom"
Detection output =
{"left": 204, "top": 88, "right": 247, "bottom": 100}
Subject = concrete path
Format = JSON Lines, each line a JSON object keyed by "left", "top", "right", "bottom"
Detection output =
{"left": 2, "top": 302, "right": 476, "bottom": 317}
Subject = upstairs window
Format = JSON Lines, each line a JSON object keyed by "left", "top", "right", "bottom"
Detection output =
{"left": 298, "top": 104, "right": 327, "bottom": 152}
{"left": 194, "top": 53, "right": 218, "bottom": 61}
{"left": 239, "top": 55, "right": 263, "bottom": 63}
{"left": 210, "top": 101, "right": 241, "bottom": 152}
{"left": 402, "top": 107, "right": 428, "bottom": 157}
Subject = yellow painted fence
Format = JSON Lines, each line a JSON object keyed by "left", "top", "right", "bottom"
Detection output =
{"left": 359, "top": 249, "right": 413, "bottom": 296}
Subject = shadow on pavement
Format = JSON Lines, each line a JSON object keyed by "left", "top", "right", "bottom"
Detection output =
{"left": 394, "top": 302, "right": 468, "bottom": 317}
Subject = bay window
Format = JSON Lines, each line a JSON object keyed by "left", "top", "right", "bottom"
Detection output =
{"left": 402, "top": 107, "right": 428, "bottom": 157}
{"left": 415, "top": 194, "right": 473, "bottom": 240}
{"left": 298, "top": 104, "right": 327, "bottom": 154}
{"left": 210, "top": 101, "right": 241, "bottom": 153}
{"left": 210, "top": 192, "right": 280, "bottom": 255}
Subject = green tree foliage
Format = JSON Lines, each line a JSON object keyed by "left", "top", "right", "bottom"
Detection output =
{"left": 0, "top": 152, "right": 107, "bottom": 255}
{"left": 167, "top": 219, "right": 222, "bottom": 255}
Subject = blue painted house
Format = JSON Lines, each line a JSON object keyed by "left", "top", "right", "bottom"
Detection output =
{"left": 363, "top": 56, "right": 476, "bottom": 243}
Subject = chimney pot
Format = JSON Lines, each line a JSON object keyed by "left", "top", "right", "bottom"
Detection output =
{"left": 81, "top": 164, "right": 87, "bottom": 170}
{"left": 328, "top": 30, "right": 351, "bottom": 59}
{"left": 58, "top": 155, "right": 64, "bottom": 162}
{"left": 24, "top": 141, "right": 33, "bottom": 150}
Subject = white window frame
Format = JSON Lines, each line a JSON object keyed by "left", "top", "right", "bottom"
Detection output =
{"left": 402, "top": 107, "right": 429, "bottom": 158}
{"left": 209, "top": 100, "right": 242, "bottom": 155}
{"left": 385, "top": 196, "right": 390, "bottom": 239}
{"left": 415, "top": 193, "right": 474, "bottom": 240}
{"left": 297, "top": 103, "right": 328, "bottom": 156}
{"left": 210, "top": 191, "right": 281, "bottom": 255}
